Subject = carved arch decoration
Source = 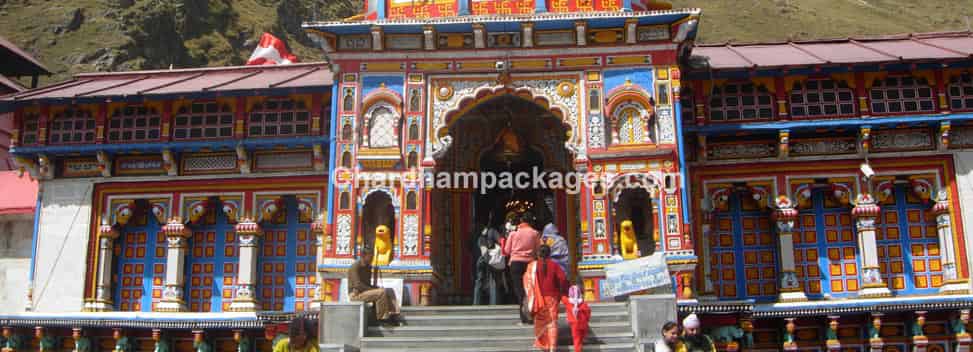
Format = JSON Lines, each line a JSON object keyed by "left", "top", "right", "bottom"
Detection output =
{"left": 358, "top": 187, "right": 401, "bottom": 215}
{"left": 101, "top": 196, "right": 173, "bottom": 238}
{"left": 790, "top": 178, "right": 855, "bottom": 210}
{"left": 873, "top": 174, "right": 939, "bottom": 206}
{"left": 607, "top": 172, "right": 663, "bottom": 204}
{"left": 604, "top": 85, "right": 656, "bottom": 146}
{"left": 360, "top": 88, "right": 404, "bottom": 149}
{"left": 706, "top": 182, "right": 773, "bottom": 214}
{"left": 256, "top": 196, "right": 285, "bottom": 223}
{"left": 180, "top": 195, "right": 244, "bottom": 225}
{"left": 429, "top": 76, "right": 583, "bottom": 160}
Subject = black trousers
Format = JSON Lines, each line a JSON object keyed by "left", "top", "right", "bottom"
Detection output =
{"left": 509, "top": 261, "right": 530, "bottom": 323}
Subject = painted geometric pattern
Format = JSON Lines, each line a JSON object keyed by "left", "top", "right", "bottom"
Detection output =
{"left": 114, "top": 217, "right": 165, "bottom": 311}
{"left": 709, "top": 194, "right": 777, "bottom": 300}
{"left": 185, "top": 216, "right": 237, "bottom": 312}
{"left": 369, "top": 106, "right": 398, "bottom": 148}
{"left": 259, "top": 197, "right": 317, "bottom": 311}
{"left": 877, "top": 188, "right": 943, "bottom": 293}
{"left": 794, "top": 203, "right": 859, "bottom": 298}
{"left": 618, "top": 110, "right": 643, "bottom": 144}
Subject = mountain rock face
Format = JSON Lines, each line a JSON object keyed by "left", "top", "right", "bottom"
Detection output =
{"left": 0, "top": 0, "right": 971, "bottom": 86}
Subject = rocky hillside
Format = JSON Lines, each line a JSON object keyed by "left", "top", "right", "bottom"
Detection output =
{"left": 0, "top": 0, "right": 971, "bottom": 86}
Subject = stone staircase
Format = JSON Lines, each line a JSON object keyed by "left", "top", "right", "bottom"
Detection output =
{"left": 360, "top": 303, "right": 636, "bottom": 351}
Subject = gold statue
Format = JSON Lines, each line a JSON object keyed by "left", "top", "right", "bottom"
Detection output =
{"left": 620, "top": 220, "right": 639, "bottom": 260}
{"left": 373, "top": 225, "right": 392, "bottom": 266}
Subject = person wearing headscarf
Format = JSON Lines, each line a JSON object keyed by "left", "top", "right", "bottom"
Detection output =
{"left": 525, "top": 245, "right": 568, "bottom": 352}
{"left": 561, "top": 285, "right": 591, "bottom": 352}
{"left": 541, "top": 223, "right": 570, "bottom": 274}
{"left": 681, "top": 313, "right": 715, "bottom": 352}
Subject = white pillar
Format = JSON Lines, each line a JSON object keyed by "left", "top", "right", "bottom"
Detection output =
{"left": 311, "top": 213, "right": 327, "bottom": 310}
{"left": 522, "top": 23, "right": 534, "bottom": 48}
{"left": 853, "top": 194, "right": 893, "bottom": 298}
{"left": 774, "top": 196, "right": 807, "bottom": 302}
{"left": 228, "top": 218, "right": 260, "bottom": 312}
{"left": 933, "top": 190, "right": 970, "bottom": 294}
{"left": 156, "top": 218, "right": 188, "bottom": 312}
{"left": 89, "top": 221, "right": 118, "bottom": 312}
{"left": 575, "top": 21, "right": 587, "bottom": 46}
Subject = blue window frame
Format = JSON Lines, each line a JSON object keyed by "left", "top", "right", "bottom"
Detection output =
{"left": 258, "top": 196, "right": 317, "bottom": 311}
{"left": 709, "top": 192, "right": 778, "bottom": 301}
{"left": 184, "top": 206, "right": 237, "bottom": 312}
{"left": 114, "top": 213, "right": 165, "bottom": 311}
{"left": 877, "top": 184, "right": 943, "bottom": 294}
{"left": 793, "top": 190, "right": 860, "bottom": 299}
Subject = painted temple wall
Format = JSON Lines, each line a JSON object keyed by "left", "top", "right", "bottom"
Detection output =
{"left": 30, "top": 178, "right": 94, "bottom": 312}
{"left": 952, "top": 151, "right": 973, "bottom": 293}
{"left": 0, "top": 213, "right": 33, "bottom": 313}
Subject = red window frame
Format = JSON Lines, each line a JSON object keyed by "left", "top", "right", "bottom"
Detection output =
{"left": 789, "top": 79, "right": 856, "bottom": 119}
{"left": 948, "top": 72, "right": 973, "bottom": 112}
{"left": 20, "top": 112, "right": 40, "bottom": 145}
{"left": 109, "top": 105, "right": 162, "bottom": 142}
{"left": 869, "top": 76, "right": 935, "bottom": 115}
{"left": 248, "top": 97, "right": 311, "bottom": 138}
{"left": 49, "top": 107, "right": 96, "bottom": 145}
{"left": 173, "top": 101, "right": 234, "bottom": 140}
{"left": 707, "top": 82, "right": 775, "bottom": 123}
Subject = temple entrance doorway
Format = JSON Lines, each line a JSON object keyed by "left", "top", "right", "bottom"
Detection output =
{"left": 431, "top": 94, "right": 576, "bottom": 304}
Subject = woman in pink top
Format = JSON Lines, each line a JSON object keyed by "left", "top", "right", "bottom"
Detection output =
{"left": 503, "top": 213, "right": 540, "bottom": 324}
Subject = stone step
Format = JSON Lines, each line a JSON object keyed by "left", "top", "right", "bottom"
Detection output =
{"left": 398, "top": 311, "right": 628, "bottom": 327}
{"left": 400, "top": 302, "right": 628, "bottom": 316}
{"left": 362, "top": 342, "right": 634, "bottom": 352}
{"left": 367, "top": 321, "right": 632, "bottom": 338}
{"left": 360, "top": 332, "right": 635, "bottom": 350}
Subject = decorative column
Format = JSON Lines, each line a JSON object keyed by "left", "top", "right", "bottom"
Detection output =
{"left": 151, "top": 329, "right": 170, "bottom": 352}
{"left": 90, "top": 221, "right": 119, "bottom": 311}
{"left": 954, "top": 310, "right": 971, "bottom": 352}
{"left": 192, "top": 331, "right": 210, "bottom": 352}
{"left": 826, "top": 316, "right": 841, "bottom": 352}
{"left": 773, "top": 196, "right": 806, "bottom": 302}
{"left": 852, "top": 194, "right": 892, "bottom": 298}
{"left": 233, "top": 330, "right": 253, "bottom": 352}
{"left": 311, "top": 213, "right": 326, "bottom": 310}
{"left": 228, "top": 218, "right": 261, "bottom": 312}
{"left": 157, "top": 218, "right": 188, "bottom": 312}
{"left": 522, "top": 23, "right": 534, "bottom": 48}
{"left": 112, "top": 329, "right": 132, "bottom": 352}
{"left": 868, "top": 313, "right": 884, "bottom": 352}
{"left": 783, "top": 318, "right": 797, "bottom": 351}
{"left": 575, "top": 21, "right": 587, "bottom": 46}
{"left": 71, "top": 328, "right": 90, "bottom": 352}
{"left": 932, "top": 190, "right": 970, "bottom": 294}
{"left": 624, "top": 18, "right": 638, "bottom": 44}
{"left": 472, "top": 23, "right": 485, "bottom": 49}
{"left": 912, "top": 311, "right": 928, "bottom": 352}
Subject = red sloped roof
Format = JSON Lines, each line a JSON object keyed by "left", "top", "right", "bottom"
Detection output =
{"left": 0, "top": 170, "right": 37, "bottom": 215}
{"left": 4, "top": 62, "right": 333, "bottom": 102}
{"left": 693, "top": 31, "right": 973, "bottom": 70}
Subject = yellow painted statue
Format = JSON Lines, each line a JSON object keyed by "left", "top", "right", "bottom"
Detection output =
{"left": 619, "top": 220, "right": 639, "bottom": 260}
{"left": 373, "top": 225, "right": 392, "bottom": 266}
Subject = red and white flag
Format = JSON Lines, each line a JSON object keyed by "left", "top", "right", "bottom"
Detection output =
{"left": 246, "top": 33, "right": 299, "bottom": 65}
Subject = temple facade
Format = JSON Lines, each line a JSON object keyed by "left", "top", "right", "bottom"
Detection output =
{"left": 0, "top": 1, "right": 972, "bottom": 351}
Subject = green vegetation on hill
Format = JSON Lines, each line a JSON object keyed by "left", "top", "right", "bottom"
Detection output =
{"left": 0, "top": 0, "right": 972, "bottom": 87}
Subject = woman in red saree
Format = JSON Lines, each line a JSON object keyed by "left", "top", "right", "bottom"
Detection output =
{"left": 524, "top": 245, "right": 568, "bottom": 352}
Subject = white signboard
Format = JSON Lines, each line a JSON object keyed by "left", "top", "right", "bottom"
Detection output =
{"left": 339, "top": 278, "right": 405, "bottom": 307}
{"left": 600, "top": 253, "right": 670, "bottom": 297}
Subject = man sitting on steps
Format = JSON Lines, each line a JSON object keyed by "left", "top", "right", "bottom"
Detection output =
{"left": 348, "top": 248, "right": 403, "bottom": 326}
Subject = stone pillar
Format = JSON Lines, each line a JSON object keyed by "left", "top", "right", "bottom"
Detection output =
{"left": 913, "top": 311, "right": 928, "bottom": 352}
{"left": 229, "top": 218, "right": 261, "bottom": 312}
{"left": 773, "top": 196, "right": 806, "bottom": 302}
{"left": 852, "top": 194, "right": 893, "bottom": 298}
{"left": 826, "top": 316, "right": 841, "bottom": 352}
{"left": 868, "top": 313, "right": 884, "bottom": 352}
{"left": 90, "top": 221, "right": 119, "bottom": 312}
{"left": 157, "top": 218, "right": 188, "bottom": 312}
{"left": 932, "top": 190, "right": 970, "bottom": 294}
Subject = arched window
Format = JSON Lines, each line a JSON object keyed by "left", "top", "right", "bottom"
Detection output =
{"left": 789, "top": 79, "right": 855, "bottom": 118}
{"left": 948, "top": 73, "right": 973, "bottom": 111}
{"left": 869, "top": 76, "right": 935, "bottom": 114}
{"left": 708, "top": 82, "right": 774, "bottom": 122}
{"left": 50, "top": 107, "right": 95, "bottom": 144}
{"left": 109, "top": 105, "right": 161, "bottom": 142}
{"left": 249, "top": 98, "right": 311, "bottom": 137}
{"left": 20, "top": 112, "right": 40, "bottom": 145}
{"left": 610, "top": 102, "right": 652, "bottom": 146}
{"left": 173, "top": 102, "right": 233, "bottom": 140}
{"left": 367, "top": 104, "right": 399, "bottom": 148}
